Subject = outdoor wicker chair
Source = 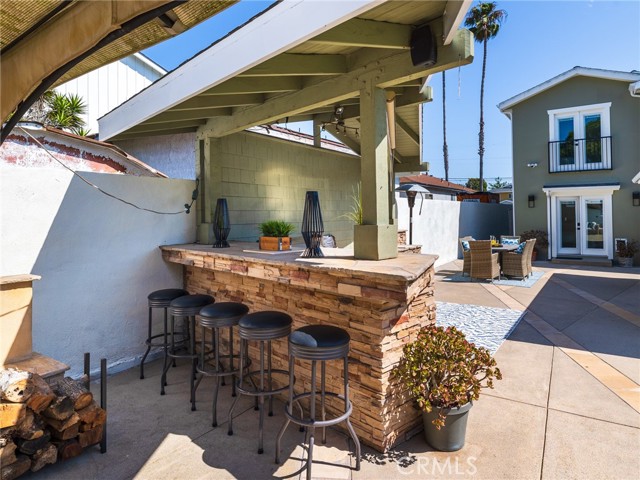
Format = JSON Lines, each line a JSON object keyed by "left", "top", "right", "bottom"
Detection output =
{"left": 458, "top": 236, "right": 474, "bottom": 276}
{"left": 469, "top": 240, "right": 501, "bottom": 282}
{"left": 525, "top": 238, "right": 536, "bottom": 275}
{"left": 500, "top": 235, "right": 521, "bottom": 245}
{"left": 501, "top": 239, "right": 536, "bottom": 279}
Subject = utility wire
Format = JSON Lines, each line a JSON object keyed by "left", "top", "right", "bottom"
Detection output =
{"left": 18, "top": 126, "right": 197, "bottom": 215}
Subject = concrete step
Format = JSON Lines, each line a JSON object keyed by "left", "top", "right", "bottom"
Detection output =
{"left": 551, "top": 257, "right": 612, "bottom": 267}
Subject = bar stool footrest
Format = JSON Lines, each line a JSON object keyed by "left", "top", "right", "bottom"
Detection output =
{"left": 235, "top": 369, "right": 291, "bottom": 397}
{"left": 285, "top": 391, "right": 353, "bottom": 428}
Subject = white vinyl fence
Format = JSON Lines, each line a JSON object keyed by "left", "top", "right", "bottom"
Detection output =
{"left": 1, "top": 166, "right": 195, "bottom": 376}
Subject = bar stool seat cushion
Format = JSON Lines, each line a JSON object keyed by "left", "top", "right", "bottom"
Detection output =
{"left": 239, "top": 311, "right": 292, "bottom": 329}
{"left": 290, "top": 325, "right": 350, "bottom": 348}
{"left": 170, "top": 294, "right": 214, "bottom": 308}
{"left": 200, "top": 302, "right": 249, "bottom": 320}
{"left": 148, "top": 288, "right": 189, "bottom": 301}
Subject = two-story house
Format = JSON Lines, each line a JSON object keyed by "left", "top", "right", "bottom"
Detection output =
{"left": 499, "top": 67, "right": 640, "bottom": 264}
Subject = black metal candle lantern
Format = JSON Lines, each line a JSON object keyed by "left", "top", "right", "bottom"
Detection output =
{"left": 212, "top": 198, "right": 230, "bottom": 248}
{"left": 301, "top": 191, "right": 324, "bottom": 257}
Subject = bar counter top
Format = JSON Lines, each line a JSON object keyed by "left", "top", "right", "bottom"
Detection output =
{"left": 161, "top": 242, "right": 436, "bottom": 284}
{"left": 161, "top": 241, "right": 438, "bottom": 452}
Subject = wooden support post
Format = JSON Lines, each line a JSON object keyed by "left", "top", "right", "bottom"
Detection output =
{"left": 313, "top": 117, "right": 322, "bottom": 148}
{"left": 354, "top": 82, "right": 397, "bottom": 260}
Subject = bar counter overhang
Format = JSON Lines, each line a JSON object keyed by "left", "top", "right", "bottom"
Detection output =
{"left": 161, "top": 242, "right": 437, "bottom": 452}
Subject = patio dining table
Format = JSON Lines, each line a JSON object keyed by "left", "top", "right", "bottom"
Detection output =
{"left": 491, "top": 244, "right": 519, "bottom": 253}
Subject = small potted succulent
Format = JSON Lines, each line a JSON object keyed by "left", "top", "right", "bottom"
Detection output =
{"left": 520, "top": 230, "right": 549, "bottom": 261}
{"left": 395, "top": 326, "right": 502, "bottom": 451}
{"left": 258, "top": 220, "right": 294, "bottom": 251}
{"left": 615, "top": 240, "right": 638, "bottom": 267}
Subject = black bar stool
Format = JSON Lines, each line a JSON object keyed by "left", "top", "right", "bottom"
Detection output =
{"left": 228, "top": 311, "right": 292, "bottom": 454}
{"left": 141, "top": 288, "right": 189, "bottom": 380}
{"left": 161, "top": 294, "right": 214, "bottom": 399}
{"left": 275, "top": 325, "right": 361, "bottom": 479}
{"left": 192, "top": 302, "right": 249, "bottom": 426}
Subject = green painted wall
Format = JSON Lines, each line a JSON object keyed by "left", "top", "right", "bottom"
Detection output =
{"left": 204, "top": 131, "right": 360, "bottom": 246}
{"left": 509, "top": 76, "right": 640, "bottom": 259}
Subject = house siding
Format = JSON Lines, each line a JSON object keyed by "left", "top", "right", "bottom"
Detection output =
{"left": 202, "top": 131, "right": 361, "bottom": 247}
{"left": 510, "top": 76, "right": 640, "bottom": 258}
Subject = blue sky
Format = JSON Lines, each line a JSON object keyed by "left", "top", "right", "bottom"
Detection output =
{"left": 144, "top": 0, "right": 640, "bottom": 186}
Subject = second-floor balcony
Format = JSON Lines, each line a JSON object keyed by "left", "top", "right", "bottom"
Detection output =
{"left": 548, "top": 136, "right": 612, "bottom": 173}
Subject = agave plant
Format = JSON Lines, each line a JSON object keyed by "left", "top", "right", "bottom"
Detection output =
{"left": 258, "top": 220, "right": 294, "bottom": 238}
{"left": 341, "top": 182, "right": 363, "bottom": 225}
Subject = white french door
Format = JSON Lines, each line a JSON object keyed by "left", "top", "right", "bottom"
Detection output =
{"left": 556, "top": 196, "right": 607, "bottom": 256}
{"left": 557, "top": 197, "right": 580, "bottom": 255}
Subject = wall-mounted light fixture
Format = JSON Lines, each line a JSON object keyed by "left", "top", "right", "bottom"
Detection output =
{"left": 527, "top": 162, "right": 538, "bottom": 168}
{"left": 528, "top": 195, "right": 535, "bottom": 208}
{"left": 633, "top": 191, "right": 640, "bottom": 207}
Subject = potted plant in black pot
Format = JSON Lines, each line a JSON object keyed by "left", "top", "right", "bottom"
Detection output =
{"left": 395, "top": 326, "right": 502, "bottom": 451}
{"left": 520, "top": 230, "right": 549, "bottom": 261}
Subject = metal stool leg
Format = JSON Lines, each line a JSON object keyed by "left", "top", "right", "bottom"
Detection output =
{"left": 321, "top": 360, "right": 326, "bottom": 444}
{"left": 140, "top": 306, "right": 153, "bottom": 379}
{"left": 189, "top": 317, "right": 197, "bottom": 406}
{"left": 228, "top": 338, "right": 244, "bottom": 436}
{"left": 268, "top": 341, "right": 274, "bottom": 417}
{"left": 160, "top": 313, "right": 175, "bottom": 395}
{"left": 344, "top": 355, "right": 360, "bottom": 470}
{"left": 230, "top": 327, "right": 236, "bottom": 397}
{"left": 306, "top": 360, "right": 316, "bottom": 479}
{"left": 275, "top": 354, "right": 295, "bottom": 464}
{"left": 211, "top": 326, "right": 221, "bottom": 426}
{"left": 258, "top": 340, "right": 265, "bottom": 454}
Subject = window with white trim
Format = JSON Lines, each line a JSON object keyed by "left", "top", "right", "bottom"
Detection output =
{"left": 547, "top": 102, "right": 612, "bottom": 172}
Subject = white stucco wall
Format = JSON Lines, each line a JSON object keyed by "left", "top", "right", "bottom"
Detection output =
{"left": 114, "top": 132, "right": 196, "bottom": 180}
{"left": 0, "top": 166, "right": 195, "bottom": 376}
{"left": 396, "top": 196, "right": 512, "bottom": 266}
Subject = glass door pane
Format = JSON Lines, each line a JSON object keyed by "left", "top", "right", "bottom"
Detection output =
{"left": 585, "top": 200, "right": 604, "bottom": 249}
{"left": 584, "top": 114, "right": 602, "bottom": 164}
{"left": 560, "top": 201, "right": 577, "bottom": 248}
{"left": 558, "top": 117, "right": 575, "bottom": 165}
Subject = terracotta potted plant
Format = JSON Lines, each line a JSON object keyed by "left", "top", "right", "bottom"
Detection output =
{"left": 258, "top": 220, "right": 294, "bottom": 251}
{"left": 395, "top": 326, "right": 502, "bottom": 451}
{"left": 520, "top": 230, "right": 549, "bottom": 261}
{"left": 615, "top": 240, "right": 638, "bottom": 267}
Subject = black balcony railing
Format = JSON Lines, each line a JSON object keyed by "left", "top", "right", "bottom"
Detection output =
{"left": 548, "top": 136, "right": 612, "bottom": 173}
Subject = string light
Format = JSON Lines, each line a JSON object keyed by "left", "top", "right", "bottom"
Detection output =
{"left": 18, "top": 126, "right": 197, "bottom": 215}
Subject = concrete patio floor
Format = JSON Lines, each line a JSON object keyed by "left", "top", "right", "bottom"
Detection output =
{"left": 21, "top": 261, "right": 640, "bottom": 480}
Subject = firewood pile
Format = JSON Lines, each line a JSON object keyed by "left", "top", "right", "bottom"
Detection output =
{"left": 0, "top": 368, "right": 106, "bottom": 480}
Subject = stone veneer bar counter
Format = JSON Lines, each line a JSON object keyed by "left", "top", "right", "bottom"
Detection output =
{"left": 161, "top": 242, "right": 437, "bottom": 452}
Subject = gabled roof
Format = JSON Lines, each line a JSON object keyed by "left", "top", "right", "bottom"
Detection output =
{"left": 98, "top": 0, "right": 473, "bottom": 169}
{"left": 399, "top": 174, "right": 475, "bottom": 193}
{"left": 498, "top": 67, "right": 640, "bottom": 113}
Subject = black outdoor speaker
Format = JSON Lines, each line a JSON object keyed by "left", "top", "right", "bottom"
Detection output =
{"left": 410, "top": 24, "right": 437, "bottom": 67}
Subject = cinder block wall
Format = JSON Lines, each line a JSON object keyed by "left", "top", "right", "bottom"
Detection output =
{"left": 207, "top": 132, "right": 360, "bottom": 247}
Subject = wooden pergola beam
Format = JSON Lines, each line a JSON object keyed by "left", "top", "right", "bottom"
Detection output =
{"left": 202, "top": 77, "right": 301, "bottom": 96}
{"left": 238, "top": 54, "right": 347, "bottom": 77}
{"left": 309, "top": 18, "right": 410, "bottom": 49}
{"left": 172, "top": 94, "right": 265, "bottom": 111}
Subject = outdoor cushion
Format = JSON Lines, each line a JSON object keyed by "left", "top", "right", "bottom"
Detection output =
{"left": 502, "top": 238, "right": 519, "bottom": 245}
{"left": 290, "top": 325, "right": 350, "bottom": 348}
{"left": 461, "top": 241, "right": 471, "bottom": 251}
{"left": 148, "top": 288, "right": 189, "bottom": 301}
{"left": 199, "top": 302, "right": 249, "bottom": 320}
{"left": 169, "top": 294, "right": 214, "bottom": 308}
{"left": 515, "top": 242, "right": 526, "bottom": 254}
{"left": 239, "top": 311, "right": 292, "bottom": 329}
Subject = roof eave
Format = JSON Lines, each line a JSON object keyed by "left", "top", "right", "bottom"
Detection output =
{"left": 498, "top": 67, "right": 640, "bottom": 112}
{"left": 99, "top": 0, "right": 384, "bottom": 141}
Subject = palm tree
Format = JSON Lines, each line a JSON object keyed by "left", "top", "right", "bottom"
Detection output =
{"left": 465, "top": 2, "right": 507, "bottom": 192}
{"left": 442, "top": 71, "right": 449, "bottom": 182}
{"left": 23, "top": 91, "right": 89, "bottom": 135}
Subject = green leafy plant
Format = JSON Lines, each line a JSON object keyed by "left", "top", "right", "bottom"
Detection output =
{"left": 616, "top": 240, "right": 638, "bottom": 258}
{"left": 520, "top": 229, "right": 549, "bottom": 249}
{"left": 259, "top": 220, "right": 294, "bottom": 238}
{"left": 341, "top": 182, "right": 363, "bottom": 225}
{"left": 395, "top": 326, "right": 501, "bottom": 428}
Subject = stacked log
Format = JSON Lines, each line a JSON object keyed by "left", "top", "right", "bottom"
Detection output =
{"left": 0, "top": 368, "right": 105, "bottom": 480}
